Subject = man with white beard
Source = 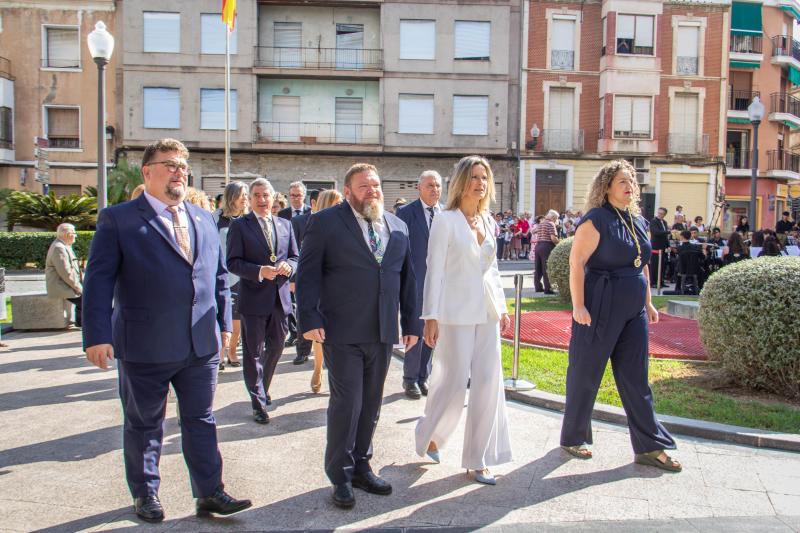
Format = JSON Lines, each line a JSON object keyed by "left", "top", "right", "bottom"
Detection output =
{"left": 296, "top": 163, "right": 420, "bottom": 509}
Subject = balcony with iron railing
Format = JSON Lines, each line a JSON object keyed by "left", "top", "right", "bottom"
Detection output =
{"left": 730, "top": 34, "right": 763, "bottom": 55}
{"left": 529, "top": 129, "right": 584, "bottom": 153}
{"left": 769, "top": 92, "right": 800, "bottom": 128}
{"left": 771, "top": 35, "right": 800, "bottom": 67}
{"left": 0, "top": 57, "right": 10, "bottom": 79}
{"left": 725, "top": 147, "right": 752, "bottom": 175}
{"left": 254, "top": 46, "right": 383, "bottom": 71}
{"left": 667, "top": 133, "right": 710, "bottom": 157}
{"left": 253, "top": 121, "right": 381, "bottom": 145}
{"left": 729, "top": 90, "right": 760, "bottom": 111}
{"left": 676, "top": 56, "right": 698, "bottom": 75}
{"left": 767, "top": 149, "right": 800, "bottom": 178}
{"left": 550, "top": 50, "right": 574, "bottom": 70}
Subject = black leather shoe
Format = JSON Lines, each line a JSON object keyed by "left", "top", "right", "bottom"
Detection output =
{"left": 293, "top": 353, "right": 309, "bottom": 365}
{"left": 134, "top": 495, "right": 164, "bottom": 523}
{"left": 419, "top": 382, "right": 429, "bottom": 396}
{"left": 331, "top": 482, "right": 355, "bottom": 509}
{"left": 352, "top": 472, "right": 392, "bottom": 495}
{"left": 253, "top": 409, "right": 269, "bottom": 424}
{"left": 403, "top": 382, "right": 421, "bottom": 399}
{"left": 265, "top": 394, "right": 272, "bottom": 406}
{"left": 196, "top": 488, "right": 252, "bottom": 517}
{"left": 284, "top": 336, "right": 297, "bottom": 347}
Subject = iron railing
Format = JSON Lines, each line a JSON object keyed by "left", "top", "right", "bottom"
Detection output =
{"left": 254, "top": 46, "right": 383, "bottom": 70}
{"left": 253, "top": 121, "right": 381, "bottom": 144}
{"left": 730, "top": 34, "right": 763, "bottom": 54}
{"left": 616, "top": 39, "right": 653, "bottom": 55}
{"left": 550, "top": 50, "right": 574, "bottom": 70}
{"left": 677, "top": 56, "right": 698, "bottom": 75}
{"left": 770, "top": 92, "right": 800, "bottom": 118}
{"left": 725, "top": 147, "right": 751, "bottom": 169}
{"left": 41, "top": 57, "right": 80, "bottom": 69}
{"left": 729, "top": 90, "right": 760, "bottom": 111}
{"left": 771, "top": 35, "right": 800, "bottom": 62}
{"left": 0, "top": 57, "right": 10, "bottom": 79}
{"left": 535, "top": 129, "right": 584, "bottom": 153}
{"left": 667, "top": 133, "right": 710, "bottom": 156}
{"left": 767, "top": 150, "right": 800, "bottom": 173}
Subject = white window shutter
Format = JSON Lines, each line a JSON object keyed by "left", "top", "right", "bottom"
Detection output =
{"left": 144, "top": 88, "right": 180, "bottom": 129}
{"left": 46, "top": 28, "right": 79, "bottom": 68}
{"left": 635, "top": 16, "right": 654, "bottom": 47}
{"left": 398, "top": 94, "right": 434, "bottom": 134}
{"left": 677, "top": 26, "right": 699, "bottom": 58}
{"left": 453, "top": 96, "right": 488, "bottom": 135}
{"left": 201, "top": 14, "right": 237, "bottom": 54}
{"left": 613, "top": 96, "right": 632, "bottom": 133}
{"left": 144, "top": 13, "right": 180, "bottom": 53}
{"left": 551, "top": 19, "right": 575, "bottom": 52}
{"left": 400, "top": 20, "right": 436, "bottom": 60}
{"left": 617, "top": 15, "right": 635, "bottom": 39}
{"left": 632, "top": 97, "right": 651, "bottom": 135}
{"left": 201, "top": 89, "right": 237, "bottom": 130}
{"left": 454, "top": 21, "right": 491, "bottom": 59}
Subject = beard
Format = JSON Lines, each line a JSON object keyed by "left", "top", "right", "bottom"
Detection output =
{"left": 351, "top": 194, "right": 384, "bottom": 222}
{"left": 165, "top": 181, "right": 186, "bottom": 202}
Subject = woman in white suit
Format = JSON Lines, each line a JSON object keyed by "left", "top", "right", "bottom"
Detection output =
{"left": 414, "top": 155, "right": 512, "bottom": 485}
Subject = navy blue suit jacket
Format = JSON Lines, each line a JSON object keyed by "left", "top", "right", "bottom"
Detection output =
{"left": 396, "top": 199, "right": 437, "bottom": 319}
{"left": 82, "top": 195, "right": 232, "bottom": 363}
{"left": 291, "top": 212, "right": 311, "bottom": 246}
{"left": 226, "top": 212, "right": 298, "bottom": 317}
{"left": 278, "top": 204, "right": 311, "bottom": 221}
{"left": 296, "top": 201, "right": 420, "bottom": 345}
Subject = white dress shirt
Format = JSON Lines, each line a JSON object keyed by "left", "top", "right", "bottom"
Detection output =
{"left": 420, "top": 199, "right": 441, "bottom": 229}
{"left": 143, "top": 191, "right": 189, "bottom": 243}
{"left": 350, "top": 203, "right": 390, "bottom": 256}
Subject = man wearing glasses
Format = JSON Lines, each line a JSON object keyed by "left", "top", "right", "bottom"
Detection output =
{"left": 82, "top": 138, "right": 251, "bottom": 523}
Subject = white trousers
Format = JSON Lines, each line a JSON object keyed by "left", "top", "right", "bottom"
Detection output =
{"left": 414, "top": 320, "right": 513, "bottom": 470}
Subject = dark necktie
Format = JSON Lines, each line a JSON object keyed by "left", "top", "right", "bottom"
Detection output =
{"left": 427, "top": 206, "right": 435, "bottom": 228}
{"left": 294, "top": 209, "right": 301, "bottom": 217}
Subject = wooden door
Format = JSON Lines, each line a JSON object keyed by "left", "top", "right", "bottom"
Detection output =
{"left": 535, "top": 170, "right": 566, "bottom": 216}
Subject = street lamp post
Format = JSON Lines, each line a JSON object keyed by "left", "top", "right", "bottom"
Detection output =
{"left": 87, "top": 22, "right": 114, "bottom": 211}
{"left": 747, "top": 96, "right": 765, "bottom": 232}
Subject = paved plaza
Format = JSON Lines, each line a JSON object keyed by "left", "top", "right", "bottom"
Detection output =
{"left": 0, "top": 329, "right": 799, "bottom": 532}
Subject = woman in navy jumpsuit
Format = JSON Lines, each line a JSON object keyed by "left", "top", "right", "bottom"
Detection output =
{"left": 560, "top": 160, "right": 681, "bottom": 472}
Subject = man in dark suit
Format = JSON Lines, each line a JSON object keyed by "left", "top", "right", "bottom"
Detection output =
{"left": 288, "top": 189, "right": 319, "bottom": 364}
{"left": 649, "top": 207, "right": 670, "bottom": 287}
{"left": 82, "top": 139, "right": 251, "bottom": 523}
{"left": 296, "top": 163, "right": 419, "bottom": 509}
{"left": 278, "top": 180, "right": 312, "bottom": 220}
{"left": 396, "top": 170, "right": 442, "bottom": 399}
{"left": 226, "top": 178, "right": 298, "bottom": 424}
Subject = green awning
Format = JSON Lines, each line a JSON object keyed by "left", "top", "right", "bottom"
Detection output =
{"left": 789, "top": 65, "right": 800, "bottom": 85}
{"left": 731, "top": 2, "right": 763, "bottom": 35}
{"left": 728, "top": 117, "right": 752, "bottom": 124}
{"left": 780, "top": 4, "right": 800, "bottom": 21}
{"left": 730, "top": 60, "right": 760, "bottom": 69}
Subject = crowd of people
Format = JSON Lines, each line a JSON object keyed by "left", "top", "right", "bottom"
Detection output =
{"left": 66, "top": 137, "right": 799, "bottom": 523}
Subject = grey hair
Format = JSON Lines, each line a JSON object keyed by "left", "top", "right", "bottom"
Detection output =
{"left": 222, "top": 181, "right": 249, "bottom": 217}
{"left": 288, "top": 181, "right": 306, "bottom": 195}
{"left": 418, "top": 170, "right": 442, "bottom": 185}
{"left": 249, "top": 178, "right": 275, "bottom": 195}
{"left": 57, "top": 223, "right": 76, "bottom": 237}
{"left": 546, "top": 209, "right": 560, "bottom": 220}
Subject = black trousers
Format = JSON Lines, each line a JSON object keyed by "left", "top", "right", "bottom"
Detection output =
{"left": 67, "top": 296, "right": 82, "bottom": 326}
{"left": 534, "top": 241, "right": 555, "bottom": 292}
{"left": 323, "top": 342, "right": 392, "bottom": 485}
{"left": 241, "top": 302, "right": 288, "bottom": 412}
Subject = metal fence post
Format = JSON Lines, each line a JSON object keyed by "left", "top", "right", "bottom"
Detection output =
{"left": 657, "top": 249, "right": 664, "bottom": 296}
{"left": 504, "top": 273, "right": 536, "bottom": 391}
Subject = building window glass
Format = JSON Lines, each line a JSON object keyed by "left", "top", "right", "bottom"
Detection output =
{"left": 616, "top": 14, "right": 654, "bottom": 55}
{"left": 201, "top": 89, "right": 237, "bottom": 130}
{"left": 454, "top": 21, "right": 490, "bottom": 60}
{"left": 0, "top": 106, "right": 12, "bottom": 148}
{"left": 143, "top": 88, "right": 180, "bottom": 129}
{"left": 613, "top": 95, "right": 651, "bottom": 138}
{"left": 602, "top": 17, "right": 607, "bottom": 56}
{"left": 201, "top": 13, "right": 237, "bottom": 54}
{"left": 44, "top": 106, "right": 80, "bottom": 149}
{"left": 144, "top": 12, "right": 180, "bottom": 53}
{"left": 398, "top": 94, "right": 434, "bottom": 134}
{"left": 453, "top": 95, "right": 489, "bottom": 135}
{"left": 43, "top": 26, "right": 80, "bottom": 68}
{"left": 551, "top": 17, "right": 575, "bottom": 70}
{"left": 676, "top": 25, "right": 699, "bottom": 75}
{"left": 400, "top": 20, "right": 435, "bottom": 60}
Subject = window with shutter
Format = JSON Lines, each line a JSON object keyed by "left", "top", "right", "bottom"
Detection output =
{"left": 201, "top": 89, "right": 237, "bottom": 130}
{"left": 201, "top": 13, "right": 237, "bottom": 54}
{"left": 335, "top": 97, "right": 363, "bottom": 143}
{"left": 616, "top": 14, "right": 654, "bottom": 55}
{"left": 0, "top": 107, "right": 11, "bottom": 148}
{"left": 336, "top": 24, "right": 364, "bottom": 69}
{"left": 44, "top": 27, "right": 80, "bottom": 68}
{"left": 143, "top": 12, "right": 180, "bottom": 53}
{"left": 453, "top": 95, "right": 489, "bottom": 136}
{"left": 400, "top": 20, "right": 435, "bottom": 60}
{"left": 631, "top": 97, "right": 651, "bottom": 137}
{"left": 274, "top": 22, "right": 302, "bottom": 67}
{"left": 454, "top": 21, "right": 490, "bottom": 60}
{"left": 676, "top": 26, "right": 699, "bottom": 75}
{"left": 45, "top": 107, "right": 80, "bottom": 149}
{"left": 143, "top": 88, "right": 180, "bottom": 129}
{"left": 670, "top": 93, "right": 699, "bottom": 153}
{"left": 398, "top": 94, "right": 434, "bottom": 134}
{"left": 551, "top": 18, "right": 575, "bottom": 70}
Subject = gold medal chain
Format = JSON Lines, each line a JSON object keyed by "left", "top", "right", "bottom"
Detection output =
{"left": 613, "top": 206, "right": 643, "bottom": 268}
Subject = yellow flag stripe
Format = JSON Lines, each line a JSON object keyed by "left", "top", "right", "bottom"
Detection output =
{"left": 222, "top": 0, "right": 236, "bottom": 30}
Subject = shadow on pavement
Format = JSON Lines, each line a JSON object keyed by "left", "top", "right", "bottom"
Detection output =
{"left": 0, "top": 353, "right": 90, "bottom": 374}
{"left": 0, "top": 377, "right": 119, "bottom": 412}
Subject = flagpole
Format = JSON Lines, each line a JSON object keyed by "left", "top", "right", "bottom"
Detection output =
{"left": 224, "top": 25, "right": 231, "bottom": 185}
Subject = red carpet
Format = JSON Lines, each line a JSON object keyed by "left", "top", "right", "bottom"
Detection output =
{"left": 503, "top": 311, "right": 707, "bottom": 360}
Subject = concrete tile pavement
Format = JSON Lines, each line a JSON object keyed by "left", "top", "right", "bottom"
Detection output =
{"left": 0, "top": 329, "right": 798, "bottom": 532}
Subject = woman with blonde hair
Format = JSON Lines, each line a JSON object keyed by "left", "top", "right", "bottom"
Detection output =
{"left": 560, "top": 159, "right": 680, "bottom": 471}
{"left": 415, "top": 155, "right": 512, "bottom": 485}
{"left": 272, "top": 192, "right": 288, "bottom": 217}
{"left": 307, "top": 189, "right": 344, "bottom": 392}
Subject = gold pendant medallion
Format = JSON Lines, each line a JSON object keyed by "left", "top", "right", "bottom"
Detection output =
{"left": 634, "top": 257, "right": 642, "bottom": 268}
{"left": 270, "top": 254, "right": 278, "bottom": 263}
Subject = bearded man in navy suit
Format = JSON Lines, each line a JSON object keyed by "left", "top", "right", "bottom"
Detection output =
{"left": 226, "top": 178, "right": 299, "bottom": 424}
{"left": 396, "top": 170, "right": 442, "bottom": 399}
{"left": 82, "top": 139, "right": 251, "bottom": 523}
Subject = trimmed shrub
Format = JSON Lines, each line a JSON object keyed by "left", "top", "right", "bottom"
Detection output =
{"left": 0, "top": 231, "right": 94, "bottom": 269}
{"left": 546, "top": 237, "right": 573, "bottom": 303}
{"left": 698, "top": 257, "right": 800, "bottom": 398}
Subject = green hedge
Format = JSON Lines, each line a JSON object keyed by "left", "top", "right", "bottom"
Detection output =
{"left": 547, "top": 237, "right": 574, "bottom": 303}
{"left": 0, "top": 231, "right": 94, "bottom": 269}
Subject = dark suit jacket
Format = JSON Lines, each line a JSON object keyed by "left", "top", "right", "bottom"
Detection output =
{"left": 649, "top": 216, "right": 670, "bottom": 250}
{"left": 226, "top": 212, "right": 298, "bottom": 318}
{"left": 396, "top": 199, "right": 437, "bottom": 320}
{"left": 291, "top": 212, "right": 311, "bottom": 246}
{"left": 278, "top": 204, "right": 311, "bottom": 221}
{"left": 296, "top": 201, "right": 420, "bottom": 345}
{"left": 82, "top": 195, "right": 232, "bottom": 363}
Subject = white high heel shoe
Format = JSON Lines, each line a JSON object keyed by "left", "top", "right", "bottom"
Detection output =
{"left": 468, "top": 468, "right": 496, "bottom": 485}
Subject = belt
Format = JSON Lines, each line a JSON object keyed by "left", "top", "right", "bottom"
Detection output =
{"left": 585, "top": 267, "right": 642, "bottom": 341}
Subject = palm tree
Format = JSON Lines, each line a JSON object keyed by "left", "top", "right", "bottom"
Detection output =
{"left": 84, "top": 158, "right": 143, "bottom": 204}
{"left": 5, "top": 191, "right": 97, "bottom": 231}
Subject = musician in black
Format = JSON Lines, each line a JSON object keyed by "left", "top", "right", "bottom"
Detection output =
{"left": 649, "top": 207, "right": 670, "bottom": 288}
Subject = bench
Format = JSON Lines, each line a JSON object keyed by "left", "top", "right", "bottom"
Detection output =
{"left": 11, "top": 293, "right": 72, "bottom": 330}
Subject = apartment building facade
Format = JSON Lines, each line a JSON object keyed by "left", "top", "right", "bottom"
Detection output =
{"left": 726, "top": 0, "right": 799, "bottom": 231}
{"left": 522, "top": 0, "right": 728, "bottom": 227}
{"left": 0, "top": 0, "right": 118, "bottom": 196}
{"left": 118, "top": 0, "right": 522, "bottom": 210}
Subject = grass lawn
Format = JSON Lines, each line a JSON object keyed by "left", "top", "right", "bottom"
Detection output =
{"left": 1, "top": 299, "right": 10, "bottom": 325}
{"left": 502, "top": 296, "right": 800, "bottom": 434}
{"left": 507, "top": 295, "right": 699, "bottom": 314}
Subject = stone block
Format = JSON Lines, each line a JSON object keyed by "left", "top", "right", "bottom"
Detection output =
{"left": 667, "top": 299, "right": 700, "bottom": 320}
{"left": 11, "top": 293, "right": 70, "bottom": 330}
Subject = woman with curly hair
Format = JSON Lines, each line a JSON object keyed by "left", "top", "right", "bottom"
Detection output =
{"left": 560, "top": 159, "right": 681, "bottom": 472}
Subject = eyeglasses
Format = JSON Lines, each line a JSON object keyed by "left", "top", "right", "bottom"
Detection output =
{"left": 146, "top": 160, "right": 191, "bottom": 174}
{"left": 288, "top": 193, "right": 304, "bottom": 198}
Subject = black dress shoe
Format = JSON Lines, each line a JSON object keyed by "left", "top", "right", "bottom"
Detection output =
{"left": 419, "top": 382, "right": 429, "bottom": 396}
{"left": 293, "top": 353, "right": 309, "bottom": 365}
{"left": 265, "top": 393, "right": 272, "bottom": 406}
{"left": 403, "top": 382, "right": 421, "bottom": 399}
{"left": 253, "top": 409, "right": 269, "bottom": 424}
{"left": 197, "top": 488, "right": 252, "bottom": 517}
{"left": 352, "top": 472, "right": 392, "bottom": 495}
{"left": 331, "top": 482, "right": 355, "bottom": 509}
{"left": 284, "top": 336, "right": 297, "bottom": 347}
{"left": 134, "top": 495, "right": 164, "bottom": 523}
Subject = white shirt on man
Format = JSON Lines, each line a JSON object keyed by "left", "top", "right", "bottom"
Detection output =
{"left": 420, "top": 199, "right": 441, "bottom": 229}
{"left": 350, "top": 203, "right": 389, "bottom": 256}
{"left": 143, "top": 190, "right": 189, "bottom": 244}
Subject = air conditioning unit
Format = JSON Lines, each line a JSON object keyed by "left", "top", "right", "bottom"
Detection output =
{"left": 633, "top": 157, "right": 650, "bottom": 184}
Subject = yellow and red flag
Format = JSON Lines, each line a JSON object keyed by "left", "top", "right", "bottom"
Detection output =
{"left": 222, "top": 0, "right": 236, "bottom": 31}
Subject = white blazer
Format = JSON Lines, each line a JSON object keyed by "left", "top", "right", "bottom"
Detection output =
{"left": 421, "top": 209, "right": 507, "bottom": 325}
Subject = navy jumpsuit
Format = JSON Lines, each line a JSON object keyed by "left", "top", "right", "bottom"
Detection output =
{"left": 560, "top": 202, "right": 676, "bottom": 454}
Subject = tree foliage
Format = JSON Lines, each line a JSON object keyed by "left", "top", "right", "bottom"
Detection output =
{"left": 5, "top": 191, "right": 96, "bottom": 231}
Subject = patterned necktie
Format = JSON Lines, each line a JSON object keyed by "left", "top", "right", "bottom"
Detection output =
{"left": 167, "top": 205, "right": 193, "bottom": 263}
{"left": 367, "top": 220, "right": 383, "bottom": 263}
{"left": 427, "top": 206, "right": 435, "bottom": 228}
{"left": 260, "top": 217, "right": 275, "bottom": 250}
